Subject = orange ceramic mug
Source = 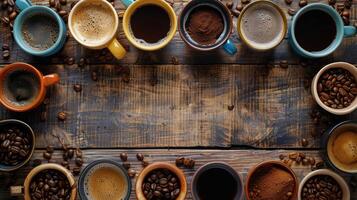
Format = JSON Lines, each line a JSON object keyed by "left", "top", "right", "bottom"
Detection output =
{"left": 0, "top": 62, "right": 59, "bottom": 112}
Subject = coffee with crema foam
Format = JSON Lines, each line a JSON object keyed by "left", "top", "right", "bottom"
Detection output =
{"left": 70, "top": 1, "right": 116, "bottom": 46}
{"left": 240, "top": 2, "right": 285, "bottom": 50}
{"left": 84, "top": 163, "right": 129, "bottom": 200}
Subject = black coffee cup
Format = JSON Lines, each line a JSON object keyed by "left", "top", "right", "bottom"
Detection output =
{"left": 191, "top": 162, "right": 243, "bottom": 200}
{"left": 78, "top": 159, "right": 131, "bottom": 200}
{"left": 178, "top": 0, "right": 237, "bottom": 54}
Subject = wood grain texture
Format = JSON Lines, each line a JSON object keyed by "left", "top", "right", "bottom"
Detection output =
{"left": 0, "top": 149, "right": 356, "bottom": 200}
{"left": 1, "top": 0, "right": 357, "bottom": 65}
{"left": 1, "top": 64, "right": 354, "bottom": 148}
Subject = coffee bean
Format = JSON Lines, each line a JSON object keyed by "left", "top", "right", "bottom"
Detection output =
{"left": 57, "top": 112, "right": 67, "bottom": 121}
{"left": 120, "top": 153, "right": 128, "bottom": 161}
{"left": 328, "top": 0, "right": 336, "bottom": 5}
{"left": 7, "top": 0, "right": 14, "bottom": 6}
{"left": 123, "top": 161, "right": 130, "bottom": 169}
{"left": 280, "top": 60, "right": 288, "bottom": 68}
{"left": 46, "top": 146, "right": 54, "bottom": 153}
{"left": 183, "top": 158, "right": 195, "bottom": 169}
{"left": 9, "top": 10, "right": 16, "bottom": 20}
{"left": 58, "top": 10, "right": 67, "bottom": 17}
{"left": 236, "top": 4, "right": 243, "bottom": 11}
{"left": 136, "top": 153, "right": 144, "bottom": 161}
{"left": 128, "top": 169, "right": 136, "bottom": 178}
{"left": 67, "top": 149, "right": 74, "bottom": 159}
{"left": 49, "top": 0, "right": 55, "bottom": 7}
{"left": 75, "top": 148, "right": 83, "bottom": 158}
{"left": 1, "top": 0, "right": 8, "bottom": 8}
{"left": 285, "top": 0, "right": 292, "bottom": 5}
{"left": 171, "top": 56, "right": 179, "bottom": 65}
{"left": 73, "top": 84, "right": 82, "bottom": 92}
{"left": 344, "top": 0, "right": 351, "bottom": 8}
{"left": 75, "top": 157, "right": 83, "bottom": 167}
{"left": 241, "top": 0, "right": 250, "bottom": 4}
{"left": 66, "top": 57, "right": 74, "bottom": 65}
{"left": 59, "top": 0, "right": 66, "bottom": 5}
{"left": 288, "top": 8, "right": 296, "bottom": 16}
{"left": 299, "top": 0, "right": 307, "bottom": 7}
{"left": 91, "top": 71, "right": 98, "bottom": 81}
{"left": 231, "top": 9, "right": 240, "bottom": 17}
{"left": 72, "top": 167, "right": 81, "bottom": 175}
{"left": 78, "top": 57, "right": 86, "bottom": 68}
{"left": 43, "top": 152, "right": 52, "bottom": 160}
{"left": 2, "top": 44, "right": 9, "bottom": 51}
{"left": 175, "top": 157, "right": 184, "bottom": 166}
{"left": 2, "top": 50, "right": 10, "bottom": 59}
{"left": 228, "top": 105, "right": 234, "bottom": 111}
{"left": 301, "top": 138, "right": 309, "bottom": 147}
{"left": 226, "top": 1, "right": 233, "bottom": 9}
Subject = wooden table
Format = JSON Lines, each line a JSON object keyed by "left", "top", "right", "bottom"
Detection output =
{"left": 0, "top": 0, "right": 356, "bottom": 199}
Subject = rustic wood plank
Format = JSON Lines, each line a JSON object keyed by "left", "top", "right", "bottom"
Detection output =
{"left": 0, "top": 149, "right": 356, "bottom": 199}
{"left": 1, "top": 64, "right": 355, "bottom": 148}
{"left": 1, "top": 0, "right": 357, "bottom": 65}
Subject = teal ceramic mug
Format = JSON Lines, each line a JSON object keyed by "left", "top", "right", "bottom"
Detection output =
{"left": 13, "top": 0, "right": 67, "bottom": 56}
{"left": 289, "top": 3, "right": 356, "bottom": 58}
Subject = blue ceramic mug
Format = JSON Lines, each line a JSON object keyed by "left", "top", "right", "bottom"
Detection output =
{"left": 14, "top": 0, "right": 67, "bottom": 56}
{"left": 289, "top": 3, "right": 357, "bottom": 58}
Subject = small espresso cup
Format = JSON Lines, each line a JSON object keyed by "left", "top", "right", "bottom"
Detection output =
{"left": 120, "top": 0, "right": 177, "bottom": 51}
{"left": 14, "top": 0, "right": 67, "bottom": 56}
{"left": 191, "top": 162, "right": 243, "bottom": 200}
{"left": 322, "top": 120, "right": 357, "bottom": 175}
{"left": 10, "top": 163, "right": 77, "bottom": 200}
{"left": 237, "top": 0, "right": 287, "bottom": 51}
{"left": 0, "top": 62, "right": 59, "bottom": 112}
{"left": 78, "top": 159, "right": 132, "bottom": 200}
{"left": 289, "top": 3, "right": 357, "bottom": 58}
{"left": 178, "top": 0, "right": 237, "bottom": 55}
{"left": 311, "top": 62, "right": 357, "bottom": 115}
{"left": 68, "top": 0, "right": 126, "bottom": 60}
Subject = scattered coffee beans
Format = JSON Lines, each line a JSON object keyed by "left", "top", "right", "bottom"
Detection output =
{"left": 0, "top": 126, "right": 32, "bottom": 166}
{"left": 142, "top": 169, "right": 180, "bottom": 200}
{"left": 301, "top": 175, "right": 342, "bottom": 200}
{"left": 29, "top": 169, "right": 71, "bottom": 200}
{"left": 317, "top": 68, "right": 356, "bottom": 109}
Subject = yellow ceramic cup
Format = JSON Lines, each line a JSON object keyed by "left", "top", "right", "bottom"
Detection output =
{"left": 121, "top": 0, "right": 177, "bottom": 51}
{"left": 68, "top": 0, "right": 126, "bottom": 59}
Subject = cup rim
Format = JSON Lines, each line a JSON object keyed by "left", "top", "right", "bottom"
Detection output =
{"left": 237, "top": 0, "right": 287, "bottom": 51}
{"left": 178, "top": 0, "right": 233, "bottom": 51}
{"left": 68, "top": 0, "right": 119, "bottom": 49}
{"left": 0, "top": 119, "right": 35, "bottom": 172}
{"left": 135, "top": 162, "right": 187, "bottom": 200}
{"left": 323, "top": 120, "right": 357, "bottom": 174}
{"left": 24, "top": 163, "right": 77, "bottom": 200}
{"left": 0, "top": 62, "right": 46, "bottom": 112}
{"left": 77, "top": 159, "right": 132, "bottom": 200}
{"left": 290, "top": 3, "right": 344, "bottom": 58}
{"left": 123, "top": 0, "right": 177, "bottom": 51}
{"left": 13, "top": 5, "right": 65, "bottom": 56}
{"left": 311, "top": 62, "right": 357, "bottom": 115}
{"left": 190, "top": 161, "right": 243, "bottom": 200}
{"left": 245, "top": 160, "right": 299, "bottom": 200}
{"left": 297, "top": 169, "right": 350, "bottom": 200}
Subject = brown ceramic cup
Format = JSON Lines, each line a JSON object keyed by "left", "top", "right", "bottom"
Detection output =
{"left": 0, "top": 62, "right": 59, "bottom": 112}
{"left": 245, "top": 160, "right": 299, "bottom": 200}
{"left": 135, "top": 162, "right": 187, "bottom": 200}
{"left": 10, "top": 163, "right": 77, "bottom": 200}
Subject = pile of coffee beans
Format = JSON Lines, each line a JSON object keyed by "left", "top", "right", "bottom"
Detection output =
{"left": 29, "top": 169, "right": 71, "bottom": 200}
{"left": 142, "top": 169, "right": 181, "bottom": 200}
{"left": 0, "top": 126, "right": 32, "bottom": 166}
{"left": 301, "top": 175, "right": 342, "bottom": 200}
{"left": 1, "top": 0, "right": 17, "bottom": 31}
{"left": 317, "top": 68, "right": 356, "bottom": 109}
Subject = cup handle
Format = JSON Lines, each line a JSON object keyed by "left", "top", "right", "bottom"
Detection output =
{"left": 222, "top": 39, "right": 237, "bottom": 55}
{"left": 43, "top": 74, "right": 60, "bottom": 87}
{"left": 16, "top": 0, "right": 32, "bottom": 11}
{"left": 107, "top": 39, "right": 126, "bottom": 60}
{"left": 343, "top": 26, "right": 357, "bottom": 37}
{"left": 10, "top": 186, "right": 24, "bottom": 196}
{"left": 121, "top": 0, "right": 134, "bottom": 8}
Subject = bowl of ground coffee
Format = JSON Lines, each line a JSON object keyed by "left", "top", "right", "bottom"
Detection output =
{"left": 245, "top": 160, "right": 298, "bottom": 200}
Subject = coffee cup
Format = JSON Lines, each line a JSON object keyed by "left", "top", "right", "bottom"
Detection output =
{"left": 178, "top": 0, "right": 237, "bottom": 55}
{"left": 68, "top": 0, "right": 126, "bottom": 60}
{"left": 322, "top": 120, "right": 357, "bottom": 174}
{"left": 14, "top": 0, "right": 67, "bottom": 56}
{"left": 0, "top": 62, "right": 59, "bottom": 112}
{"left": 0, "top": 119, "right": 35, "bottom": 172}
{"left": 78, "top": 159, "right": 131, "bottom": 200}
{"left": 237, "top": 0, "right": 287, "bottom": 51}
{"left": 191, "top": 162, "right": 243, "bottom": 200}
{"left": 120, "top": 0, "right": 177, "bottom": 51}
{"left": 10, "top": 163, "right": 77, "bottom": 200}
{"left": 289, "top": 3, "right": 357, "bottom": 58}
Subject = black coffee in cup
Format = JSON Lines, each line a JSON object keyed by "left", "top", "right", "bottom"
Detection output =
{"left": 295, "top": 10, "right": 336, "bottom": 52}
{"left": 21, "top": 14, "right": 59, "bottom": 51}
{"left": 3, "top": 70, "right": 40, "bottom": 106}
{"left": 196, "top": 168, "right": 238, "bottom": 200}
{"left": 130, "top": 4, "right": 170, "bottom": 45}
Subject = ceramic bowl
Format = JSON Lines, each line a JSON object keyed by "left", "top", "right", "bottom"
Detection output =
{"left": 311, "top": 62, "right": 357, "bottom": 115}
{"left": 191, "top": 162, "right": 243, "bottom": 200}
{"left": 298, "top": 169, "right": 350, "bottom": 200}
{"left": 245, "top": 160, "right": 299, "bottom": 200}
{"left": 135, "top": 162, "right": 187, "bottom": 200}
{"left": 0, "top": 119, "right": 35, "bottom": 172}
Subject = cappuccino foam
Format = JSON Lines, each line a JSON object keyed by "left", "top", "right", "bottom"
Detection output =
{"left": 240, "top": 3, "right": 285, "bottom": 50}
{"left": 84, "top": 163, "right": 129, "bottom": 200}
{"left": 71, "top": 1, "right": 116, "bottom": 46}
